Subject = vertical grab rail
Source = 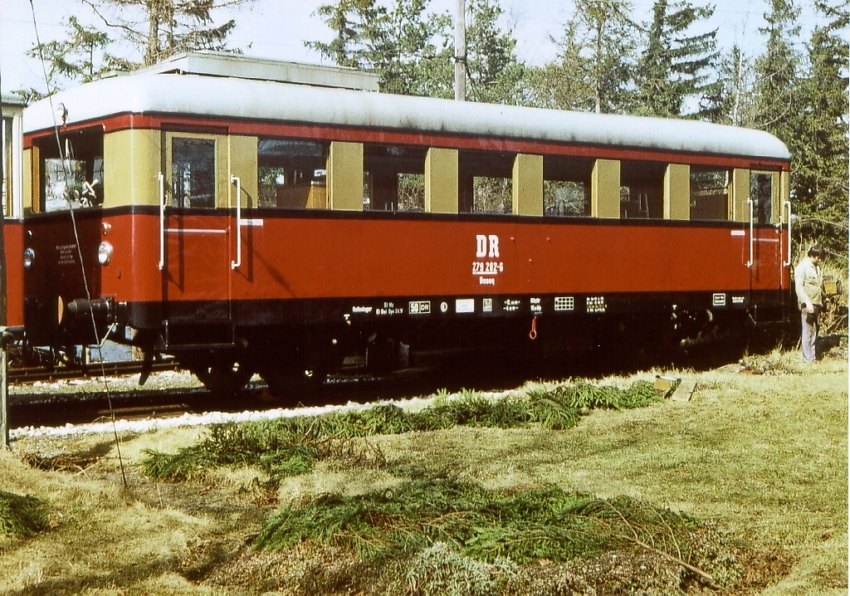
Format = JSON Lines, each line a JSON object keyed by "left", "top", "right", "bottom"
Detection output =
{"left": 783, "top": 201, "right": 792, "bottom": 267}
{"left": 746, "top": 198, "right": 754, "bottom": 268}
{"left": 231, "top": 175, "right": 242, "bottom": 270}
{"left": 158, "top": 172, "right": 165, "bottom": 271}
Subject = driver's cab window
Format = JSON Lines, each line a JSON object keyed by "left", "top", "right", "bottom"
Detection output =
{"left": 37, "top": 128, "right": 104, "bottom": 212}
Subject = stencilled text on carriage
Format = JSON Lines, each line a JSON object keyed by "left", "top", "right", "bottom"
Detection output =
{"left": 473, "top": 234, "right": 503, "bottom": 286}
{"left": 56, "top": 244, "right": 77, "bottom": 266}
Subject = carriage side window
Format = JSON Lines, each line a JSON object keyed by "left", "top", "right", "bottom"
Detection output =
{"left": 459, "top": 150, "right": 514, "bottom": 214}
{"left": 171, "top": 137, "right": 216, "bottom": 208}
{"left": 363, "top": 144, "right": 426, "bottom": 211}
{"left": 543, "top": 155, "right": 592, "bottom": 217}
{"left": 690, "top": 167, "right": 730, "bottom": 220}
{"left": 397, "top": 173, "right": 425, "bottom": 211}
{"left": 37, "top": 128, "right": 104, "bottom": 212}
{"left": 620, "top": 160, "right": 664, "bottom": 219}
{"left": 258, "top": 138, "right": 327, "bottom": 209}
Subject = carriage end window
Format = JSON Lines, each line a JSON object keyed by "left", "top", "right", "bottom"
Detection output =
{"left": 38, "top": 128, "right": 104, "bottom": 213}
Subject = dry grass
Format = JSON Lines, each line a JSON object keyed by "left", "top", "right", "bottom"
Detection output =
{"left": 0, "top": 347, "right": 846, "bottom": 594}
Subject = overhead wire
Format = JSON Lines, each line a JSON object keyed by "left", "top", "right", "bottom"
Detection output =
{"left": 27, "top": 0, "right": 129, "bottom": 491}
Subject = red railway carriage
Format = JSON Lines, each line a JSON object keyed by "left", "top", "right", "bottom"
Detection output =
{"left": 20, "top": 53, "right": 793, "bottom": 393}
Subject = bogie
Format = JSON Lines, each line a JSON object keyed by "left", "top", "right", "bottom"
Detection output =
{"left": 182, "top": 350, "right": 255, "bottom": 396}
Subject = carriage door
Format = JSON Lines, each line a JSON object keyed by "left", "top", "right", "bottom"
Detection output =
{"left": 161, "top": 132, "right": 236, "bottom": 347}
{"left": 748, "top": 171, "right": 781, "bottom": 299}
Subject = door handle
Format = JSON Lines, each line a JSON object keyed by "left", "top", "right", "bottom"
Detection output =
{"left": 158, "top": 172, "right": 165, "bottom": 271}
{"left": 783, "top": 201, "right": 792, "bottom": 267}
{"left": 746, "top": 198, "right": 754, "bottom": 268}
{"left": 231, "top": 175, "right": 241, "bottom": 270}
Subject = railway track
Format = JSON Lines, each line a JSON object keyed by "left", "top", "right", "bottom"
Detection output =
{"left": 7, "top": 344, "right": 735, "bottom": 437}
{"left": 9, "top": 359, "right": 180, "bottom": 384}
{"left": 91, "top": 403, "right": 194, "bottom": 423}
{"left": 6, "top": 358, "right": 531, "bottom": 437}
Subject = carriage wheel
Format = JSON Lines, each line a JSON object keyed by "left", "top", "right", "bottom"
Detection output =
{"left": 259, "top": 367, "right": 324, "bottom": 401}
{"left": 188, "top": 352, "right": 255, "bottom": 395}
{"left": 257, "top": 343, "right": 333, "bottom": 402}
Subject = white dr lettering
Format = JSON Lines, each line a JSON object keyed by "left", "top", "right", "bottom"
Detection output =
{"left": 488, "top": 235, "right": 500, "bottom": 258}
{"left": 476, "top": 235, "right": 487, "bottom": 257}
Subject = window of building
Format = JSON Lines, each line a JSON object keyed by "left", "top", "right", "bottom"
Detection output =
{"left": 620, "top": 160, "right": 664, "bottom": 219}
{"left": 543, "top": 155, "right": 592, "bottom": 217}
{"left": 690, "top": 167, "right": 730, "bottom": 220}
{"left": 2, "top": 117, "right": 11, "bottom": 217}
{"left": 258, "top": 138, "right": 328, "bottom": 209}
{"left": 37, "top": 128, "right": 104, "bottom": 212}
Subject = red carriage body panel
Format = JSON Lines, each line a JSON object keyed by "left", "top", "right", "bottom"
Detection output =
{"left": 4, "top": 221, "right": 25, "bottom": 328}
{"left": 26, "top": 209, "right": 789, "bottom": 310}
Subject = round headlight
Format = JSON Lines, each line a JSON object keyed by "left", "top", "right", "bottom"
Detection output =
{"left": 23, "top": 248, "right": 35, "bottom": 269}
{"left": 97, "top": 242, "right": 113, "bottom": 265}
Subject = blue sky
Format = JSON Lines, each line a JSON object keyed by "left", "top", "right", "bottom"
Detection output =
{"left": 0, "top": 0, "right": 829, "bottom": 96}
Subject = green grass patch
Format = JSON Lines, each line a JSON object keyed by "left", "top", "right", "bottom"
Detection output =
{"left": 141, "top": 380, "right": 661, "bottom": 483}
{"left": 0, "top": 491, "right": 49, "bottom": 537}
{"left": 141, "top": 422, "right": 326, "bottom": 482}
{"left": 254, "top": 477, "right": 738, "bottom": 586}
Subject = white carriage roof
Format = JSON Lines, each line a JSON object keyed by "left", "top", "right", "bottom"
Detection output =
{"left": 132, "top": 52, "right": 381, "bottom": 91}
{"left": 24, "top": 68, "right": 790, "bottom": 162}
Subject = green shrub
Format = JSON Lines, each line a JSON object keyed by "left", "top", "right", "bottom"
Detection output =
{"left": 0, "top": 491, "right": 49, "bottom": 537}
{"left": 255, "top": 478, "right": 722, "bottom": 574}
{"left": 141, "top": 380, "right": 662, "bottom": 483}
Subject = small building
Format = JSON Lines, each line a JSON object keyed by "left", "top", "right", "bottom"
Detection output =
{"left": 2, "top": 95, "right": 26, "bottom": 219}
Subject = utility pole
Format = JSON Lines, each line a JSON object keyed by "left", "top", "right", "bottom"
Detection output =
{"left": 454, "top": 0, "right": 466, "bottom": 101}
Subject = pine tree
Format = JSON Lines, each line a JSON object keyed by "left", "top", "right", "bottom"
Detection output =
{"left": 306, "top": 0, "right": 371, "bottom": 68}
{"left": 18, "top": 16, "right": 135, "bottom": 100}
{"left": 752, "top": 0, "right": 801, "bottom": 138}
{"left": 634, "top": 0, "right": 718, "bottom": 118}
{"left": 701, "top": 44, "right": 758, "bottom": 125}
{"left": 462, "top": 0, "right": 525, "bottom": 104}
{"left": 308, "top": 0, "right": 523, "bottom": 103}
{"left": 21, "top": 0, "right": 254, "bottom": 97}
{"left": 790, "top": 0, "right": 848, "bottom": 265}
{"left": 530, "top": 0, "right": 637, "bottom": 113}
{"left": 83, "top": 0, "right": 252, "bottom": 67}
{"left": 527, "top": 22, "right": 592, "bottom": 111}
{"left": 308, "top": 0, "right": 450, "bottom": 96}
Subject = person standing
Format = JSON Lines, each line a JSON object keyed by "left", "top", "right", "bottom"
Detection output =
{"left": 795, "top": 245, "right": 825, "bottom": 362}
